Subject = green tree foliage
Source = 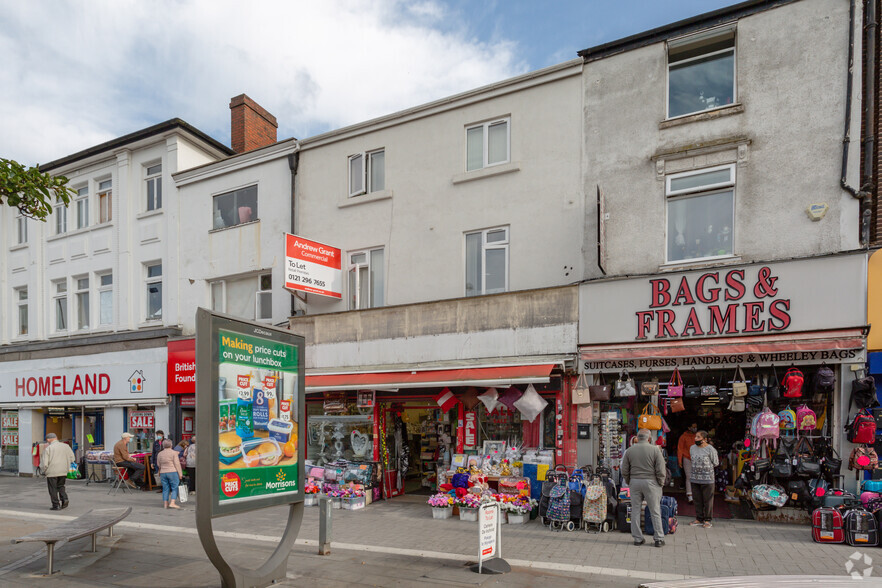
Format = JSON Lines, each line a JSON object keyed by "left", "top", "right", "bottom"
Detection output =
{"left": 0, "top": 158, "right": 75, "bottom": 221}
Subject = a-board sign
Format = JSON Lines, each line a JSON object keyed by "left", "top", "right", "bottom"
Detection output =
{"left": 197, "top": 309, "right": 305, "bottom": 517}
{"left": 284, "top": 233, "right": 342, "bottom": 299}
{"left": 129, "top": 410, "right": 155, "bottom": 429}
{"left": 479, "top": 503, "right": 499, "bottom": 565}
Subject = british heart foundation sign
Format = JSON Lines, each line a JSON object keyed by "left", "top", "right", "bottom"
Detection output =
{"left": 284, "top": 234, "right": 342, "bottom": 299}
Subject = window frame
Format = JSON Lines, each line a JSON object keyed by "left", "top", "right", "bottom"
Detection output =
{"left": 211, "top": 184, "right": 259, "bottom": 230}
{"left": 465, "top": 118, "right": 511, "bottom": 172}
{"left": 97, "top": 179, "right": 112, "bottom": 224}
{"left": 464, "top": 226, "right": 510, "bottom": 297}
{"left": 145, "top": 262, "right": 163, "bottom": 321}
{"left": 54, "top": 197, "right": 68, "bottom": 235}
{"left": 97, "top": 272, "right": 113, "bottom": 326}
{"left": 348, "top": 247, "right": 385, "bottom": 310}
{"left": 75, "top": 275, "right": 90, "bottom": 331}
{"left": 255, "top": 273, "right": 273, "bottom": 322}
{"left": 348, "top": 149, "right": 385, "bottom": 198}
{"left": 75, "top": 185, "right": 89, "bottom": 230}
{"left": 666, "top": 25, "right": 737, "bottom": 120}
{"left": 15, "top": 287, "right": 28, "bottom": 337}
{"left": 52, "top": 279, "right": 68, "bottom": 333}
{"left": 145, "top": 163, "right": 162, "bottom": 212}
{"left": 664, "top": 163, "right": 736, "bottom": 264}
{"left": 15, "top": 213, "right": 27, "bottom": 245}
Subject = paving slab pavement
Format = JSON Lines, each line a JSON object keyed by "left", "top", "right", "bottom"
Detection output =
{"left": 0, "top": 475, "right": 880, "bottom": 586}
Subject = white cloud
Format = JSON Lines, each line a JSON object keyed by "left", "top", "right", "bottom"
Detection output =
{"left": 0, "top": 0, "right": 527, "bottom": 165}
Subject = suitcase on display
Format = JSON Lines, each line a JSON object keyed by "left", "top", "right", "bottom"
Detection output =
{"left": 644, "top": 503, "right": 678, "bottom": 536}
{"left": 820, "top": 489, "right": 859, "bottom": 509}
{"left": 616, "top": 501, "right": 644, "bottom": 533}
{"left": 843, "top": 508, "right": 880, "bottom": 547}
{"left": 811, "top": 507, "right": 845, "bottom": 543}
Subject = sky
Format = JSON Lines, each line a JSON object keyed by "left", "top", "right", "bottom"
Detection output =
{"left": 0, "top": 0, "right": 743, "bottom": 166}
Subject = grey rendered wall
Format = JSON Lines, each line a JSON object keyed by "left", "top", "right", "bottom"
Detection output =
{"left": 582, "top": 0, "right": 862, "bottom": 278}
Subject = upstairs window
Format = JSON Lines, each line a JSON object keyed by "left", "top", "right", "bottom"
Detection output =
{"left": 348, "top": 248, "right": 384, "bottom": 310}
{"left": 145, "top": 262, "right": 162, "bottom": 320}
{"left": 15, "top": 287, "right": 28, "bottom": 336}
{"left": 98, "top": 179, "right": 112, "bottom": 223}
{"left": 15, "top": 213, "right": 27, "bottom": 245}
{"left": 668, "top": 25, "right": 736, "bottom": 118}
{"left": 209, "top": 273, "right": 272, "bottom": 321}
{"left": 145, "top": 163, "right": 162, "bottom": 211}
{"left": 75, "top": 276, "right": 90, "bottom": 330}
{"left": 98, "top": 272, "right": 113, "bottom": 325}
{"left": 666, "top": 164, "right": 735, "bottom": 263}
{"left": 213, "top": 185, "right": 258, "bottom": 229}
{"left": 54, "top": 197, "right": 68, "bottom": 235}
{"left": 348, "top": 149, "right": 385, "bottom": 197}
{"left": 53, "top": 280, "right": 68, "bottom": 332}
{"left": 465, "top": 227, "right": 509, "bottom": 297}
{"left": 75, "top": 186, "right": 89, "bottom": 229}
{"left": 466, "top": 118, "right": 509, "bottom": 171}
{"left": 256, "top": 273, "right": 272, "bottom": 321}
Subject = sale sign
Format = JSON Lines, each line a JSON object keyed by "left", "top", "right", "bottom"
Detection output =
{"left": 284, "top": 234, "right": 342, "bottom": 299}
{"left": 2, "top": 432, "right": 18, "bottom": 446}
{"left": 129, "top": 410, "right": 155, "bottom": 429}
{"left": 1, "top": 413, "right": 18, "bottom": 429}
{"left": 464, "top": 411, "right": 477, "bottom": 449}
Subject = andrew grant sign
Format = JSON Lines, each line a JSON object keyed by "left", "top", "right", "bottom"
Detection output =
{"left": 284, "top": 233, "right": 342, "bottom": 299}
{"left": 578, "top": 254, "right": 867, "bottom": 345}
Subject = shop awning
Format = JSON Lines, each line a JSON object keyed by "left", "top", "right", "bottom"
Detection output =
{"left": 579, "top": 328, "right": 866, "bottom": 363}
{"left": 306, "top": 362, "right": 560, "bottom": 392}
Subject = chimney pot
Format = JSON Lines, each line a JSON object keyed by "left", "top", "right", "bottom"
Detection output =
{"left": 230, "top": 94, "right": 278, "bottom": 154}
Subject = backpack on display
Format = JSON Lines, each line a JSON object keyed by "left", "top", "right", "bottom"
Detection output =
{"left": 756, "top": 407, "right": 781, "bottom": 443}
{"left": 645, "top": 501, "right": 678, "bottom": 536}
{"left": 813, "top": 364, "right": 836, "bottom": 394}
{"left": 845, "top": 411, "right": 876, "bottom": 445}
{"left": 850, "top": 374, "right": 879, "bottom": 411}
{"left": 781, "top": 367, "right": 804, "bottom": 398}
{"left": 778, "top": 407, "right": 796, "bottom": 430}
{"left": 811, "top": 507, "right": 845, "bottom": 543}
{"left": 849, "top": 446, "right": 879, "bottom": 471}
{"left": 795, "top": 405, "right": 817, "bottom": 432}
{"left": 843, "top": 507, "right": 880, "bottom": 546}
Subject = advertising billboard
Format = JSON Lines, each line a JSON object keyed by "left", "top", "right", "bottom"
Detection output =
{"left": 284, "top": 233, "right": 342, "bottom": 299}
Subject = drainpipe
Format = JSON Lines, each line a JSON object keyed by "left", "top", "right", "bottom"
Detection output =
{"left": 288, "top": 149, "right": 301, "bottom": 318}
{"left": 863, "top": 0, "right": 877, "bottom": 243}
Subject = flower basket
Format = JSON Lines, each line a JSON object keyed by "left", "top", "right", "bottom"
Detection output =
{"left": 304, "top": 494, "right": 318, "bottom": 506}
{"left": 459, "top": 507, "right": 478, "bottom": 522}
{"left": 432, "top": 507, "right": 453, "bottom": 519}
{"left": 330, "top": 497, "right": 342, "bottom": 509}
{"left": 342, "top": 496, "right": 365, "bottom": 510}
{"left": 508, "top": 513, "right": 528, "bottom": 524}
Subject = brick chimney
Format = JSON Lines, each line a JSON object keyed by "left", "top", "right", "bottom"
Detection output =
{"left": 229, "top": 94, "right": 278, "bottom": 154}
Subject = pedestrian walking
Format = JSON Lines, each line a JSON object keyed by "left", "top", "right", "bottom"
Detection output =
{"left": 40, "top": 433, "right": 75, "bottom": 511}
{"left": 621, "top": 428, "right": 667, "bottom": 547}
{"left": 151, "top": 430, "right": 166, "bottom": 470}
{"left": 114, "top": 432, "right": 145, "bottom": 488}
{"left": 156, "top": 439, "right": 183, "bottom": 509}
{"left": 185, "top": 437, "right": 196, "bottom": 493}
{"left": 689, "top": 430, "right": 719, "bottom": 528}
{"left": 677, "top": 423, "right": 697, "bottom": 503}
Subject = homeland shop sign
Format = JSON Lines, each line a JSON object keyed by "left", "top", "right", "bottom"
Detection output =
{"left": 579, "top": 254, "right": 867, "bottom": 346}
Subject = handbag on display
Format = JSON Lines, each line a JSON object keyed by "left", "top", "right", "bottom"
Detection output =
{"left": 668, "top": 368, "right": 683, "bottom": 397}
{"left": 615, "top": 370, "right": 636, "bottom": 398}
{"left": 670, "top": 397, "right": 686, "bottom": 413}
{"left": 589, "top": 373, "right": 612, "bottom": 403}
{"left": 641, "top": 369, "right": 659, "bottom": 396}
{"left": 765, "top": 366, "right": 781, "bottom": 404}
{"left": 772, "top": 443, "right": 794, "bottom": 480}
{"left": 684, "top": 368, "right": 701, "bottom": 399}
{"left": 717, "top": 372, "right": 732, "bottom": 407}
{"left": 822, "top": 448, "right": 843, "bottom": 482}
{"left": 795, "top": 437, "right": 821, "bottom": 478}
{"left": 637, "top": 402, "right": 662, "bottom": 430}
{"left": 572, "top": 373, "right": 592, "bottom": 404}
{"left": 849, "top": 446, "right": 880, "bottom": 471}
{"left": 748, "top": 365, "right": 766, "bottom": 397}
{"left": 732, "top": 365, "right": 748, "bottom": 398}
{"left": 700, "top": 367, "right": 717, "bottom": 397}
{"left": 728, "top": 395, "right": 746, "bottom": 412}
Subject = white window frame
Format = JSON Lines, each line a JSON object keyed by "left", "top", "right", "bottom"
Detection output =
{"left": 75, "top": 186, "right": 89, "bottom": 230}
{"left": 145, "top": 163, "right": 162, "bottom": 211}
{"left": 54, "top": 197, "right": 67, "bottom": 235}
{"left": 75, "top": 275, "right": 90, "bottom": 330}
{"left": 97, "top": 179, "right": 112, "bottom": 224}
{"left": 15, "top": 213, "right": 27, "bottom": 245}
{"left": 52, "top": 279, "right": 68, "bottom": 332}
{"left": 348, "top": 248, "right": 384, "bottom": 310}
{"left": 464, "top": 226, "right": 510, "bottom": 297}
{"left": 465, "top": 118, "right": 510, "bottom": 171}
{"left": 145, "top": 262, "right": 162, "bottom": 321}
{"left": 210, "top": 281, "right": 225, "bottom": 312}
{"left": 348, "top": 149, "right": 385, "bottom": 197}
{"left": 97, "top": 272, "right": 113, "bottom": 326}
{"left": 255, "top": 273, "right": 272, "bottom": 322}
{"left": 666, "top": 25, "right": 737, "bottom": 120}
{"left": 664, "top": 163, "right": 736, "bottom": 264}
{"left": 15, "top": 287, "right": 28, "bottom": 337}
{"left": 212, "top": 184, "right": 258, "bottom": 229}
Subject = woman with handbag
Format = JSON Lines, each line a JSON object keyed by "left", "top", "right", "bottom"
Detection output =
{"left": 156, "top": 439, "right": 183, "bottom": 509}
{"left": 677, "top": 423, "right": 698, "bottom": 503}
{"left": 689, "top": 430, "right": 719, "bottom": 528}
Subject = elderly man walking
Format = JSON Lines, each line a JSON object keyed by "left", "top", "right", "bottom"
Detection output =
{"left": 40, "top": 433, "right": 75, "bottom": 510}
{"left": 621, "top": 428, "right": 667, "bottom": 547}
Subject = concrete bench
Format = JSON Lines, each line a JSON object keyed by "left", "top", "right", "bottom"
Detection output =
{"left": 640, "top": 577, "right": 870, "bottom": 588}
{"left": 10, "top": 507, "right": 131, "bottom": 575}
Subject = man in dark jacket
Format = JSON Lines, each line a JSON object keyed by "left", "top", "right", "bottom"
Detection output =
{"left": 621, "top": 428, "right": 667, "bottom": 547}
{"left": 151, "top": 430, "right": 165, "bottom": 469}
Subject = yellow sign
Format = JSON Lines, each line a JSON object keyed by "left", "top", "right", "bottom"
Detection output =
{"left": 870, "top": 249, "right": 882, "bottom": 351}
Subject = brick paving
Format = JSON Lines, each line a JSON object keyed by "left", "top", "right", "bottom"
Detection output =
{"left": 0, "top": 476, "right": 880, "bottom": 586}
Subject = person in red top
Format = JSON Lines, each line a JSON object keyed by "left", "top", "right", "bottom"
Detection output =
{"left": 677, "top": 423, "right": 697, "bottom": 503}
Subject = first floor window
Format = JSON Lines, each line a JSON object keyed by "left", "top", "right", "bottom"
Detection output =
{"left": 146, "top": 164, "right": 162, "bottom": 211}
{"left": 98, "top": 273, "right": 112, "bottom": 325}
{"left": 465, "top": 227, "right": 509, "bottom": 296}
{"left": 666, "top": 164, "right": 735, "bottom": 263}
{"left": 348, "top": 149, "right": 385, "bottom": 197}
{"left": 210, "top": 273, "right": 271, "bottom": 320}
{"left": 15, "top": 214, "right": 27, "bottom": 244}
{"left": 210, "top": 281, "right": 224, "bottom": 311}
{"left": 146, "top": 263, "right": 162, "bottom": 320}
{"left": 55, "top": 198, "right": 67, "bottom": 234}
{"left": 466, "top": 118, "right": 509, "bottom": 171}
{"left": 76, "top": 186, "right": 89, "bottom": 229}
{"left": 348, "top": 248, "right": 384, "bottom": 310}
{"left": 212, "top": 185, "right": 258, "bottom": 229}
{"left": 15, "top": 287, "right": 27, "bottom": 336}
{"left": 668, "top": 26, "right": 736, "bottom": 118}
{"left": 98, "top": 180, "right": 112, "bottom": 223}
{"left": 53, "top": 280, "right": 68, "bottom": 331}
{"left": 75, "top": 277, "right": 90, "bottom": 330}
{"left": 256, "top": 273, "right": 272, "bottom": 321}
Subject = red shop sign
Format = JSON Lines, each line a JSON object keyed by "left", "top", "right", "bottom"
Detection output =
{"left": 168, "top": 338, "right": 195, "bottom": 394}
{"left": 129, "top": 410, "right": 155, "bottom": 429}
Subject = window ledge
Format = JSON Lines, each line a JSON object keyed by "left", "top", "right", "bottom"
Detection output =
{"left": 452, "top": 161, "right": 520, "bottom": 185}
{"left": 659, "top": 255, "right": 742, "bottom": 272}
{"left": 660, "top": 104, "right": 744, "bottom": 130}
{"left": 9, "top": 243, "right": 28, "bottom": 252}
{"left": 138, "top": 320, "right": 164, "bottom": 329}
{"left": 338, "top": 189, "right": 393, "bottom": 209}
{"left": 137, "top": 209, "right": 164, "bottom": 220}
{"left": 209, "top": 219, "right": 261, "bottom": 234}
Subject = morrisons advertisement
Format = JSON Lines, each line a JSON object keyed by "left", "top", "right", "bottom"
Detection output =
{"left": 216, "top": 329, "right": 299, "bottom": 503}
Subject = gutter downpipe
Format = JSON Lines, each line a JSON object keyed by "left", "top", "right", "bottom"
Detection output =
{"left": 288, "top": 147, "right": 301, "bottom": 318}
{"left": 863, "top": 0, "right": 877, "bottom": 243}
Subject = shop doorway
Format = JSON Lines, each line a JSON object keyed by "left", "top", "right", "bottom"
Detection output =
{"left": 382, "top": 404, "right": 453, "bottom": 497}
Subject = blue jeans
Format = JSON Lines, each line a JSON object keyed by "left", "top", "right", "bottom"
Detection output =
{"left": 160, "top": 472, "right": 180, "bottom": 502}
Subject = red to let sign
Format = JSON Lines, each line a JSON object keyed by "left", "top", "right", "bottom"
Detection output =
{"left": 284, "top": 233, "right": 342, "bottom": 299}
{"left": 129, "top": 410, "right": 155, "bottom": 429}
{"left": 464, "top": 411, "right": 477, "bottom": 449}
